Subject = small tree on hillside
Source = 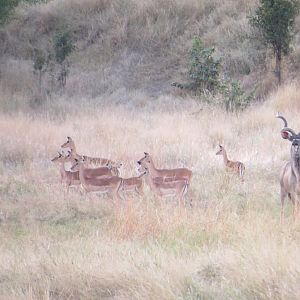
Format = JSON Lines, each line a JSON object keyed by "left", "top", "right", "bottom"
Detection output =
{"left": 172, "top": 37, "right": 221, "bottom": 93}
{"left": 249, "top": 0, "right": 300, "bottom": 85}
{"left": 53, "top": 31, "right": 74, "bottom": 90}
{"left": 32, "top": 48, "right": 48, "bottom": 95}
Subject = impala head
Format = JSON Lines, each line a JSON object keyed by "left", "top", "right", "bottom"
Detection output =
{"left": 137, "top": 162, "right": 148, "bottom": 176}
{"left": 216, "top": 145, "right": 224, "bottom": 155}
{"left": 138, "top": 152, "right": 151, "bottom": 165}
{"left": 106, "top": 161, "right": 123, "bottom": 176}
{"left": 51, "top": 151, "right": 64, "bottom": 163}
{"left": 276, "top": 113, "right": 300, "bottom": 157}
{"left": 61, "top": 136, "right": 74, "bottom": 149}
{"left": 70, "top": 156, "right": 85, "bottom": 171}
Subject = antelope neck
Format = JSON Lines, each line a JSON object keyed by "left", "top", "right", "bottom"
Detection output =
{"left": 146, "top": 157, "right": 158, "bottom": 176}
{"left": 222, "top": 149, "right": 229, "bottom": 165}
{"left": 78, "top": 163, "right": 87, "bottom": 186}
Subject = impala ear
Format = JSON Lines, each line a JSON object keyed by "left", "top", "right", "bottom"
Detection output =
{"left": 144, "top": 152, "right": 149, "bottom": 156}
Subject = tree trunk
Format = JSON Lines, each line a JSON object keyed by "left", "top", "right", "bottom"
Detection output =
{"left": 38, "top": 70, "right": 42, "bottom": 95}
{"left": 275, "top": 48, "right": 282, "bottom": 85}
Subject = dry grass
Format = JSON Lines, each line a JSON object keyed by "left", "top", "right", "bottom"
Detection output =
{"left": 2, "top": 0, "right": 300, "bottom": 298}
{"left": 1, "top": 84, "right": 300, "bottom": 299}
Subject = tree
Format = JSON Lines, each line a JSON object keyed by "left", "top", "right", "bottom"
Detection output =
{"left": 53, "top": 31, "right": 75, "bottom": 89}
{"left": 250, "top": 0, "right": 300, "bottom": 84}
{"left": 32, "top": 48, "right": 48, "bottom": 95}
{"left": 0, "top": 0, "right": 18, "bottom": 25}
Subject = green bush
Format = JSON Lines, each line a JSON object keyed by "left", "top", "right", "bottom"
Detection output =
{"left": 0, "top": 0, "right": 48, "bottom": 25}
{"left": 172, "top": 37, "right": 221, "bottom": 93}
{"left": 172, "top": 36, "right": 254, "bottom": 112}
{"left": 220, "top": 81, "right": 254, "bottom": 112}
{"left": 0, "top": 0, "right": 19, "bottom": 25}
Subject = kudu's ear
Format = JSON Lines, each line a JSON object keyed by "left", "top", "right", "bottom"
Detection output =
{"left": 281, "top": 131, "right": 290, "bottom": 140}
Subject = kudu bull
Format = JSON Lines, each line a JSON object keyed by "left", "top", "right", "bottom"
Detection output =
{"left": 277, "top": 113, "right": 300, "bottom": 221}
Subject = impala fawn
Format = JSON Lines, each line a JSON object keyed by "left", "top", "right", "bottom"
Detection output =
{"left": 216, "top": 145, "right": 245, "bottom": 181}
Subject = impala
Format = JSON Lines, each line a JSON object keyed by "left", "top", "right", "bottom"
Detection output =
{"left": 61, "top": 136, "right": 120, "bottom": 167}
{"left": 276, "top": 113, "right": 300, "bottom": 221}
{"left": 216, "top": 145, "right": 245, "bottom": 180}
{"left": 71, "top": 157, "right": 124, "bottom": 203}
{"left": 75, "top": 156, "right": 120, "bottom": 178}
{"left": 137, "top": 163, "right": 189, "bottom": 207}
{"left": 137, "top": 152, "right": 192, "bottom": 182}
{"left": 120, "top": 173, "right": 145, "bottom": 196}
{"left": 51, "top": 151, "right": 80, "bottom": 192}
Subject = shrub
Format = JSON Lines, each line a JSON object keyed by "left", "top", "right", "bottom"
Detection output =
{"left": 52, "top": 31, "right": 75, "bottom": 89}
{"left": 172, "top": 37, "right": 221, "bottom": 94}
{"left": 220, "top": 80, "right": 254, "bottom": 112}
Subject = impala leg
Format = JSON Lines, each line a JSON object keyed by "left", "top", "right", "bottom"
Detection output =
{"left": 179, "top": 182, "right": 189, "bottom": 208}
{"left": 66, "top": 183, "right": 70, "bottom": 195}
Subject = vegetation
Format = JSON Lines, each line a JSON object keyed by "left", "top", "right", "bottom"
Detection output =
{"left": 1, "top": 1, "right": 300, "bottom": 297}
{"left": 221, "top": 80, "right": 254, "bottom": 112}
{"left": 1, "top": 84, "right": 300, "bottom": 298}
{"left": 0, "top": 0, "right": 18, "bottom": 25}
{"left": 250, "top": 0, "right": 300, "bottom": 84}
{"left": 173, "top": 37, "right": 253, "bottom": 112}
{"left": 172, "top": 37, "right": 221, "bottom": 93}
{"left": 32, "top": 48, "right": 48, "bottom": 95}
{"left": 53, "top": 31, "right": 75, "bottom": 89}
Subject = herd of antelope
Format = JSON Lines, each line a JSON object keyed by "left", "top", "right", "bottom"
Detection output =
{"left": 51, "top": 113, "right": 300, "bottom": 219}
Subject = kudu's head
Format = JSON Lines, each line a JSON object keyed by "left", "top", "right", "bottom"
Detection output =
{"left": 277, "top": 113, "right": 300, "bottom": 157}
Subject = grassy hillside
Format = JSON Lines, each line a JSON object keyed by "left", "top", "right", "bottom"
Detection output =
{"left": 2, "top": 0, "right": 296, "bottom": 109}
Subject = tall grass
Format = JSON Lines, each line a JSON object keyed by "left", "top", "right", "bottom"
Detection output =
{"left": 1, "top": 84, "right": 300, "bottom": 299}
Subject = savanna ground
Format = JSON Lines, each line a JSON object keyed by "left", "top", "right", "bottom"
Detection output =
{"left": 1, "top": 84, "right": 300, "bottom": 299}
